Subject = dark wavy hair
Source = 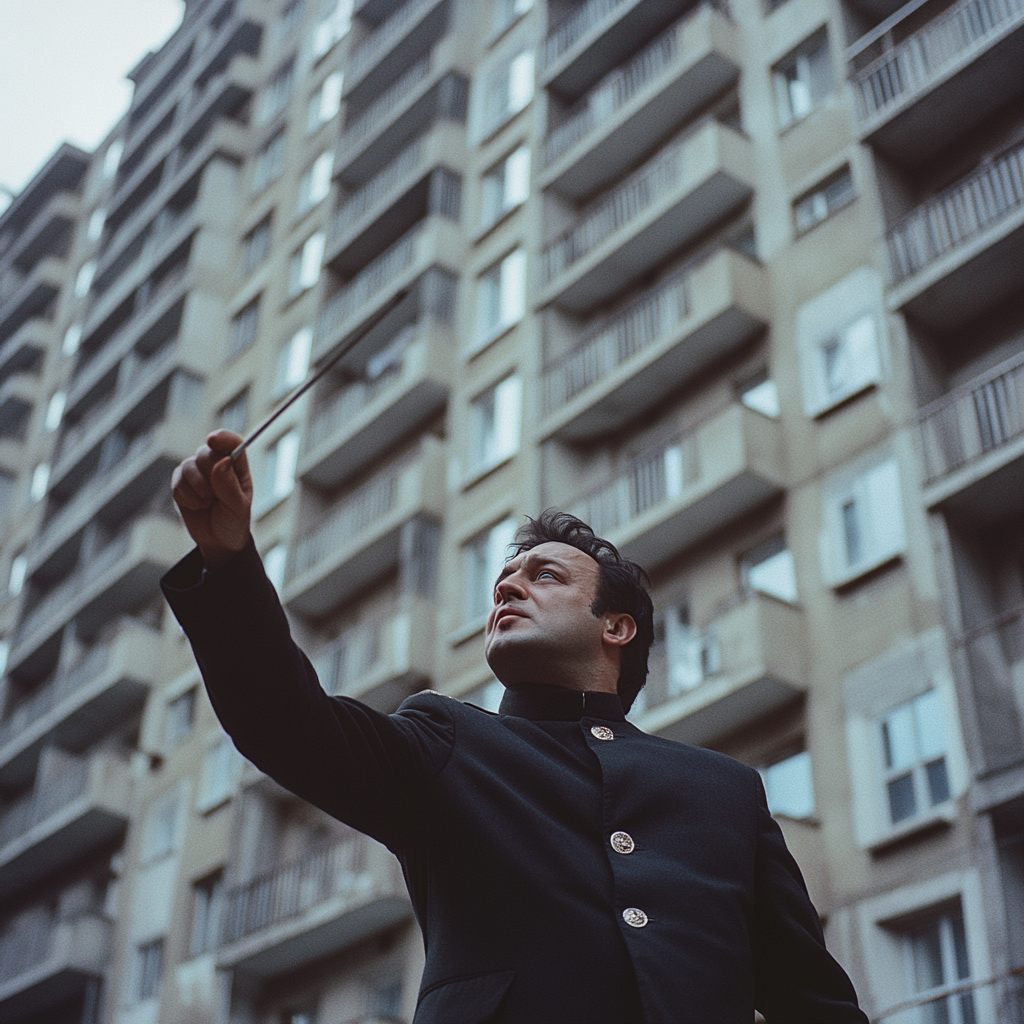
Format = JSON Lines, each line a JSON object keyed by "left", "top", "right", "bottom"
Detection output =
{"left": 509, "top": 510, "right": 654, "bottom": 713}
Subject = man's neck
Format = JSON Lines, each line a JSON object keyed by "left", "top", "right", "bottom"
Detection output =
{"left": 496, "top": 682, "right": 625, "bottom": 722}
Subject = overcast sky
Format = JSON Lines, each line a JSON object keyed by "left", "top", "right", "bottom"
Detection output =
{"left": 1, "top": 0, "right": 186, "bottom": 204}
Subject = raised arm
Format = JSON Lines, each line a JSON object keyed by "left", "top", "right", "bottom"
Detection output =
{"left": 163, "top": 432, "right": 454, "bottom": 851}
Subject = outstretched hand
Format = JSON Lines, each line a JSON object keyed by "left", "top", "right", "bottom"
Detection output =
{"left": 171, "top": 430, "right": 253, "bottom": 570}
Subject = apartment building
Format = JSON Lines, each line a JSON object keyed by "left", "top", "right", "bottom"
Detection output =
{"left": 0, "top": 0, "right": 1022, "bottom": 1021}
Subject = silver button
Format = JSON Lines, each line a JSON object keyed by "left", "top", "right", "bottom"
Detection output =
{"left": 622, "top": 907, "right": 648, "bottom": 928}
{"left": 590, "top": 725, "right": 615, "bottom": 741}
{"left": 610, "top": 831, "right": 635, "bottom": 854}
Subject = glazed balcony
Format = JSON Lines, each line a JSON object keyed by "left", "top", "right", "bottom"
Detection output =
{"left": 634, "top": 593, "right": 808, "bottom": 746}
{"left": 314, "top": 598, "right": 435, "bottom": 710}
{"left": 0, "top": 373, "right": 36, "bottom": 437}
{"left": 0, "top": 192, "right": 78, "bottom": 280}
{"left": 544, "top": 0, "right": 705, "bottom": 99}
{"left": 540, "top": 248, "right": 767, "bottom": 441}
{"left": 918, "top": 349, "right": 1024, "bottom": 517}
{"left": 886, "top": 138, "right": 1024, "bottom": 330}
{"left": 301, "top": 325, "right": 453, "bottom": 487}
{"left": 326, "top": 122, "right": 465, "bottom": 274}
{"left": 569, "top": 403, "right": 784, "bottom": 570}
{"left": 0, "top": 621, "right": 158, "bottom": 788}
{"left": 0, "top": 911, "right": 111, "bottom": 1024}
{"left": 314, "top": 217, "right": 463, "bottom": 364}
{"left": 0, "top": 750, "right": 131, "bottom": 899}
{"left": 0, "top": 319, "right": 47, "bottom": 385}
{"left": 543, "top": 3, "right": 739, "bottom": 199}
{"left": 539, "top": 120, "right": 753, "bottom": 313}
{"left": 0, "top": 257, "right": 64, "bottom": 347}
{"left": 9, "top": 514, "right": 183, "bottom": 678}
{"left": 285, "top": 441, "right": 445, "bottom": 617}
{"left": 849, "top": 0, "right": 1024, "bottom": 167}
{"left": 218, "top": 834, "right": 410, "bottom": 978}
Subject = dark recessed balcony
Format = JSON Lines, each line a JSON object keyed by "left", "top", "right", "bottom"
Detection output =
{"left": 0, "top": 258, "right": 64, "bottom": 347}
{"left": 0, "top": 319, "right": 47, "bottom": 385}
{"left": 0, "top": 373, "right": 36, "bottom": 438}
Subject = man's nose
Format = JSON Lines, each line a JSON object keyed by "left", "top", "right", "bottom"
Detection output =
{"left": 495, "top": 571, "right": 527, "bottom": 603}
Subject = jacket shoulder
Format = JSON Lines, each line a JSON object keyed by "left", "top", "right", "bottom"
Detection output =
{"left": 632, "top": 726, "right": 760, "bottom": 786}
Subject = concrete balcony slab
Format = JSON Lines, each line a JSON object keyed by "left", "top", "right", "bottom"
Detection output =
{"left": 0, "top": 257, "right": 65, "bottom": 347}
{"left": 0, "top": 319, "right": 47, "bottom": 383}
{"left": 0, "top": 372, "right": 37, "bottom": 436}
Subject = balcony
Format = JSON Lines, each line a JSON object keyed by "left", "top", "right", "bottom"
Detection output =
{"left": 539, "top": 120, "right": 753, "bottom": 314}
{"left": 0, "top": 257, "right": 64, "bottom": 346}
{"left": 0, "top": 319, "right": 46, "bottom": 384}
{"left": 218, "top": 834, "right": 411, "bottom": 978}
{"left": 543, "top": 0, "right": 703, "bottom": 99}
{"left": 849, "top": 0, "right": 1024, "bottom": 167}
{"left": 0, "top": 750, "right": 131, "bottom": 899}
{"left": 0, "top": 373, "right": 36, "bottom": 437}
{"left": 9, "top": 514, "right": 184, "bottom": 678}
{"left": 314, "top": 598, "right": 435, "bottom": 710}
{"left": 542, "top": 3, "right": 739, "bottom": 199}
{"left": 635, "top": 593, "right": 808, "bottom": 746}
{"left": 314, "top": 217, "right": 463, "bottom": 364}
{"left": 285, "top": 441, "right": 445, "bottom": 617}
{"left": 301, "top": 326, "right": 452, "bottom": 488}
{"left": 918, "top": 349, "right": 1024, "bottom": 518}
{"left": 886, "top": 139, "right": 1024, "bottom": 330}
{"left": 540, "top": 248, "right": 767, "bottom": 441}
{"left": 0, "top": 911, "right": 111, "bottom": 1023}
{"left": 0, "top": 621, "right": 159, "bottom": 788}
{"left": 0, "top": 192, "right": 78, "bottom": 280}
{"left": 569, "top": 403, "right": 784, "bottom": 570}
{"left": 326, "top": 122, "right": 465, "bottom": 274}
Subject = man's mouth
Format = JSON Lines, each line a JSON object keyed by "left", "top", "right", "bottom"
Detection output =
{"left": 493, "top": 607, "right": 527, "bottom": 627}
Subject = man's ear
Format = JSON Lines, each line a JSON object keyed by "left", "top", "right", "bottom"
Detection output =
{"left": 603, "top": 613, "right": 637, "bottom": 648}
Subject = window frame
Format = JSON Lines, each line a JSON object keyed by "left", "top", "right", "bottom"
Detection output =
{"left": 773, "top": 28, "right": 834, "bottom": 130}
{"left": 466, "top": 373, "right": 523, "bottom": 479}
{"left": 474, "top": 247, "right": 527, "bottom": 351}
{"left": 793, "top": 165, "right": 855, "bottom": 236}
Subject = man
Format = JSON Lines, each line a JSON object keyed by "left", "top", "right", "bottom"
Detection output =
{"left": 163, "top": 430, "right": 868, "bottom": 1023}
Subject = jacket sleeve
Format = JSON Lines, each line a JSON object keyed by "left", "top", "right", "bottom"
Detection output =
{"left": 751, "top": 774, "right": 869, "bottom": 1023}
{"left": 160, "top": 539, "right": 455, "bottom": 852}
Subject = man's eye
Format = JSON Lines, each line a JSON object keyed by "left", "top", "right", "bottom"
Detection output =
{"left": 537, "top": 570, "right": 556, "bottom": 580}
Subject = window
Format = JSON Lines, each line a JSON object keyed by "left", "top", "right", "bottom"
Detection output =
{"left": 143, "top": 790, "right": 181, "bottom": 862}
{"left": 494, "top": 0, "right": 532, "bottom": 34}
{"left": 463, "top": 518, "right": 517, "bottom": 623}
{"left": 228, "top": 298, "right": 260, "bottom": 358}
{"left": 63, "top": 323, "right": 82, "bottom": 356}
{"left": 469, "top": 375, "right": 522, "bottom": 474}
{"left": 312, "top": 0, "right": 352, "bottom": 59}
{"left": 165, "top": 688, "right": 196, "bottom": 748}
{"left": 29, "top": 463, "right": 49, "bottom": 502}
{"left": 220, "top": 390, "right": 249, "bottom": 435}
{"left": 288, "top": 232, "right": 325, "bottom": 296}
{"left": 253, "top": 131, "right": 286, "bottom": 192}
{"left": 8, "top": 551, "right": 27, "bottom": 597}
{"left": 825, "top": 457, "right": 906, "bottom": 584}
{"left": 264, "top": 543, "right": 288, "bottom": 591}
{"left": 44, "top": 392, "right": 66, "bottom": 431}
{"left": 275, "top": 327, "right": 312, "bottom": 396}
{"left": 794, "top": 166, "right": 854, "bottom": 235}
{"left": 741, "top": 537, "right": 798, "bottom": 603}
{"left": 74, "top": 261, "right": 96, "bottom": 297}
{"left": 132, "top": 938, "right": 164, "bottom": 1001}
{"left": 899, "top": 906, "right": 977, "bottom": 1024}
{"left": 261, "top": 430, "right": 300, "bottom": 508}
{"left": 101, "top": 139, "right": 124, "bottom": 180}
{"left": 198, "top": 735, "right": 239, "bottom": 811}
{"left": 0, "top": 639, "right": 8, "bottom": 679}
{"left": 307, "top": 71, "right": 343, "bottom": 132}
{"left": 297, "top": 151, "right": 334, "bottom": 214}
{"left": 86, "top": 208, "right": 106, "bottom": 241}
{"left": 241, "top": 215, "right": 273, "bottom": 275}
{"left": 879, "top": 690, "right": 950, "bottom": 826}
{"left": 258, "top": 61, "right": 295, "bottom": 124}
{"left": 481, "top": 145, "right": 530, "bottom": 229}
{"left": 660, "top": 603, "right": 720, "bottom": 696}
{"left": 190, "top": 872, "right": 224, "bottom": 955}
{"left": 479, "top": 48, "right": 534, "bottom": 138}
{"left": 811, "top": 313, "right": 880, "bottom": 413}
{"left": 773, "top": 30, "right": 833, "bottom": 128}
{"left": 476, "top": 248, "right": 526, "bottom": 346}
{"left": 759, "top": 750, "right": 815, "bottom": 819}
{"left": 738, "top": 372, "right": 780, "bottom": 418}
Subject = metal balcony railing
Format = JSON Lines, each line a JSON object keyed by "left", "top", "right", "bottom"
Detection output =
{"left": 546, "top": 20, "right": 679, "bottom": 166}
{"left": 0, "top": 757, "right": 89, "bottom": 849}
{"left": 542, "top": 130, "right": 688, "bottom": 283}
{"left": 348, "top": 0, "right": 441, "bottom": 82}
{"left": 887, "top": 139, "right": 1024, "bottom": 284}
{"left": 918, "top": 349, "right": 1024, "bottom": 483}
{"left": 306, "top": 356, "right": 406, "bottom": 452}
{"left": 315, "top": 607, "right": 413, "bottom": 696}
{"left": 851, "top": 0, "right": 1024, "bottom": 124}
{"left": 344, "top": 53, "right": 432, "bottom": 146}
{"left": 221, "top": 835, "right": 367, "bottom": 944}
{"left": 542, "top": 267, "right": 689, "bottom": 413}
{"left": 545, "top": 0, "right": 629, "bottom": 68}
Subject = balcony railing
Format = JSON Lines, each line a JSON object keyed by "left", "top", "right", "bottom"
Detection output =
{"left": 887, "top": 139, "right": 1024, "bottom": 284}
{"left": 852, "top": 0, "right": 1024, "bottom": 124}
{"left": 0, "top": 758, "right": 89, "bottom": 850}
{"left": 542, "top": 130, "right": 688, "bottom": 283}
{"left": 918, "top": 349, "right": 1024, "bottom": 484}
{"left": 546, "top": 21, "right": 679, "bottom": 167}
{"left": 315, "top": 606, "right": 418, "bottom": 697}
{"left": 221, "top": 835, "right": 368, "bottom": 945}
{"left": 545, "top": 0, "right": 628, "bottom": 68}
{"left": 348, "top": 0, "right": 442, "bottom": 82}
{"left": 333, "top": 137, "right": 424, "bottom": 243}
{"left": 543, "top": 268, "right": 688, "bottom": 413}
{"left": 344, "top": 53, "right": 431, "bottom": 146}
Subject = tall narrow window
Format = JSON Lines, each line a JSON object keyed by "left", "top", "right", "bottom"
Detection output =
{"left": 289, "top": 232, "right": 325, "bottom": 296}
{"left": 481, "top": 145, "right": 530, "bottom": 229}
{"left": 463, "top": 518, "right": 517, "bottom": 623}
{"left": 44, "top": 392, "right": 66, "bottom": 431}
{"left": 479, "top": 48, "right": 535, "bottom": 138}
{"left": 241, "top": 215, "right": 273, "bottom": 275}
{"left": 198, "top": 736, "right": 239, "bottom": 811}
{"left": 87, "top": 208, "right": 106, "bottom": 241}
{"left": 307, "top": 71, "right": 343, "bottom": 133}
{"left": 190, "top": 872, "right": 224, "bottom": 955}
{"left": 264, "top": 543, "right": 288, "bottom": 591}
{"left": 312, "top": 0, "right": 352, "bottom": 58}
{"left": 297, "top": 152, "right": 334, "bottom": 214}
{"left": 253, "top": 130, "right": 286, "bottom": 192}
{"left": 29, "top": 463, "right": 49, "bottom": 502}
{"left": 275, "top": 327, "right": 313, "bottom": 395}
{"left": 258, "top": 61, "right": 295, "bottom": 124}
{"left": 74, "top": 261, "right": 96, "bottom": 297}
{"left": 165, "top": 688, "right": 197, "bottom": 749}
{"left": 228, "top": 298, "right": 260, "bottom": 358}
{"left": 900, "top": 905, "right": 976, "bottom": 1024}
{"left": 132, "top": 938, "right": 164, "bottom": 1001}
{"left": 476, "top": 248, "right": 526, "bottom": 346}
{"left": 469, "top": 375, "right": 522, "bottom": 474}
{"left": 262, "top": 430, "right": 300, "bottom": 508}
{"left": 63, "top": 323, "right": 82, "bottom": 356}
{"left": 773, "top": 30, "right": 833, "bottom": 128}
{"left": 8, "top": 551, "right": 27, "bottom": 597}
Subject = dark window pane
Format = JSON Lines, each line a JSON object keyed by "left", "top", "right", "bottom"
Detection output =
{"left": 888, "top": 772, "right": 916, "bottom": 823}
{"left": 926, "top": 758, "right": 950, "bottom": 806}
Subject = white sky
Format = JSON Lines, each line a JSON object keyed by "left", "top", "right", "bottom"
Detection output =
{"left": 0, "top": 0, "right": 186, "bottom": 202}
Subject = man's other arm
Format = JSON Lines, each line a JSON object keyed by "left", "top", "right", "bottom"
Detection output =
{"left": 751, "top": 775, "right": 869, "bottom": 1023}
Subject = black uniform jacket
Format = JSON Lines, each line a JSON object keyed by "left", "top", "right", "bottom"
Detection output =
{"left": 162, "top": 540, "right": 868, "bottom": 1024}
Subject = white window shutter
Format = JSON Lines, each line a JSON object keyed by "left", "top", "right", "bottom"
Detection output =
{"left": 864, "top": 458, "right": 905, "bottom": 564}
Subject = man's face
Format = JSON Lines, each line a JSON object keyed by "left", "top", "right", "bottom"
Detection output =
{"left": 484, "top": 541, "right": 607, "bottom": 686}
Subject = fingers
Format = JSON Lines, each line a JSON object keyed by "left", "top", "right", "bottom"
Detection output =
{"left": 210, "top": 455, "right": 253, "bottom": 514}
{"left": 171, "top": 458, "right": 214, "bottom": 511}
{"left": 207, "top": 429, "right": 243, "bottom": 453}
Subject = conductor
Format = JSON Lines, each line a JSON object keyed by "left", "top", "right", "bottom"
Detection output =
{"left": 163, "top": 430, "right": 869, "bottom": 1024}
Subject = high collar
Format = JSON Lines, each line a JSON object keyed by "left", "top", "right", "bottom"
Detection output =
{"left": 497, "top": 682, "right": 625, "bottom": 722}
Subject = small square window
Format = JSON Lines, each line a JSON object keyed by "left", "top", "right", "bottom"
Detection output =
{"left": 468, "top": 374, "right": 522, "bottom": 475}
{"left": 659, "top": 603, "right": 720, "bottom": 697}
{"left": 165, "top": 688, "right": 197, "bottom": 749}
{"left": 463, "top": 518, "right": 517, "bottom": 623}
{"left": 794, "top": 167, "right": 855, "bottom": 235}
{"left": 773, "top": 30, "right": 833, "bottom": 128}
{"left": 228, "top": 298, "right": 261, "bottom": 359}
{"left": 480, "top": 145, "right": 530, "bottom": 229}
